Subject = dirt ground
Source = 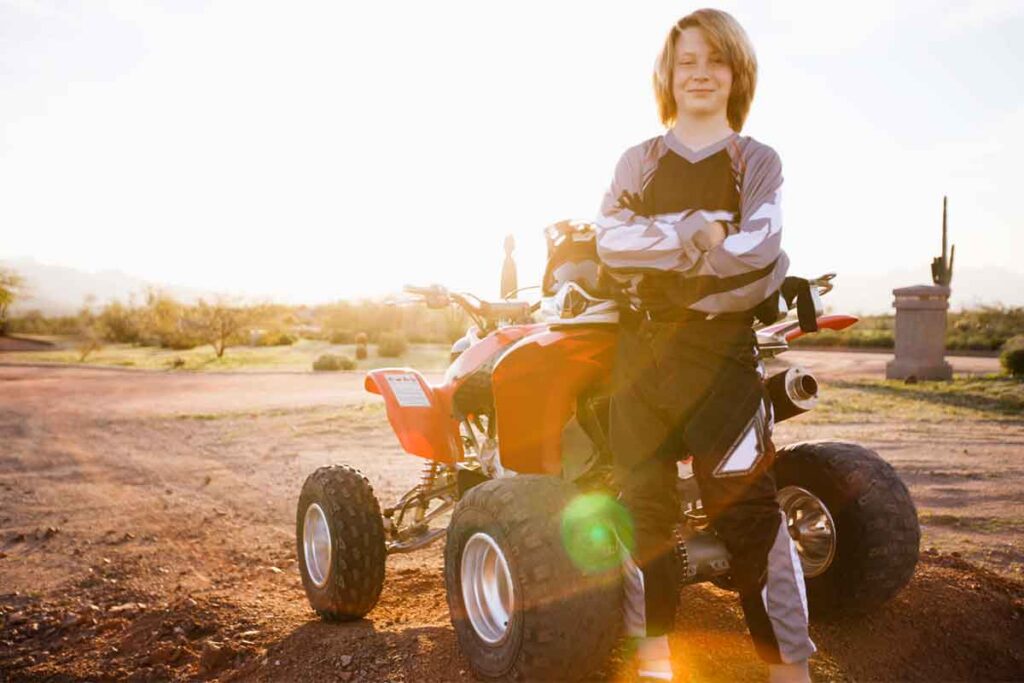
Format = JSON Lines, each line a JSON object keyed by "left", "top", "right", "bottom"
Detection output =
{"left": 1, "top": 354, "right": 1023, "bottom": 682}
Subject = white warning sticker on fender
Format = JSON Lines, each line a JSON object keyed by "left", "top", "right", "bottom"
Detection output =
{"left": 385, "top": 373, "right": 431, "bottom": 408}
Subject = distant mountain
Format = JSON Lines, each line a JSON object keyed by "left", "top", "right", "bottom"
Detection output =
{"left": 2, "top": 258, "right": 218, "bottom": 316}
{"left": 821, "top": 266, "right": 1024, "bottom": 316}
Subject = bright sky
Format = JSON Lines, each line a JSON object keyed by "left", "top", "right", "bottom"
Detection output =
{"left": 2, "top": 0, "right": 1022, "bottom": 304}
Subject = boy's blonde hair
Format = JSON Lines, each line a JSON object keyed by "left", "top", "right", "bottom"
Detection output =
{"left": 653, "top": 9, "right": 758, "bottom": 131}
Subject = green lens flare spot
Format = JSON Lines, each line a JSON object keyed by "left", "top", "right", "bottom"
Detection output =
{"left": 560, "top": 492, "right": 634, "bottom": 574}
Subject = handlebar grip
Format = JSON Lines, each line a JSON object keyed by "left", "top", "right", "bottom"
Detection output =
{"left": 403, "top": 284, "right": 452, "bottom": 310}
{"left": 480, "top": 300, "right": 531, "bottom": 320}
{"left": 403, "top": 284, "right": 438, "bottom": 295}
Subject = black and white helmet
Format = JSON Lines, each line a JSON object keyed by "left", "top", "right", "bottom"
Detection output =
{"left": 539, "top": 220, "right": 619, "bottom": 324}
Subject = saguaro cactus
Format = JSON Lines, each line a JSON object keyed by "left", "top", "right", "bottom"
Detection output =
{"left": 931, "top": 196, "right": 955, "bottom": 287}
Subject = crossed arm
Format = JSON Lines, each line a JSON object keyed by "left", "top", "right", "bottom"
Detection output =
{"left": 594, "top": 142, "right": 783, "bottom": 279}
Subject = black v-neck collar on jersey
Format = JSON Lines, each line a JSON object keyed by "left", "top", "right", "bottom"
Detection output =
{"left": 663, "top": 130, "right": 738, "bottom": 163}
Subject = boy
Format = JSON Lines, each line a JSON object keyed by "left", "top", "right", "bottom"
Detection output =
{"left": 596, "top": 9, "right": 815, "bottom": 683}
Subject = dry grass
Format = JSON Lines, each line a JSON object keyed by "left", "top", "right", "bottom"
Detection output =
{"left": 799, "top": 375, "right": 1023, "bottom": 424}
{"left": 0, "top": 339, "right": 451, "bottom": 372}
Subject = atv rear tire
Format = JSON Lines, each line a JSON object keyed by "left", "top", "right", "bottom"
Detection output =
{"left": 773, "top": 440, "right": 920, "bottom": 619}
{"left": 296, "top": 465, "right": 387, "bottom": 621}
{"left": 444, "top": 476, "right": 621, "bottom": 681}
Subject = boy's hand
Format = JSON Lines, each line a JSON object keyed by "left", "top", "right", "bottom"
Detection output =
{"left": 692, "top": 221, "right": 727, "bottom": 252}
{"left": 615, "top": 190, "right": 648, "bottom": 216}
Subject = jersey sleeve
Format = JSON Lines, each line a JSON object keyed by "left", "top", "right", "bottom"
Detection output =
{"left": 703, "top": 143, "right": 784, "bottom": 275}
{"left": 594, "top": 142, "right": 706, "bottom": 273}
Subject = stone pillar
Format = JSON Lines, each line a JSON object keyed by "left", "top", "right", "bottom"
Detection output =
{"left": 885, "top": 285, "right": 952, "bottom": 380}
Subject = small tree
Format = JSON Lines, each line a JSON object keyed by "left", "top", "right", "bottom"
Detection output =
{"left": 0, "top": 268, "right": 25, "bottom": 335}
{"left": 188, "top": 299, "right": 261, "bottom": 358}
{"left": 75, "top": 296, "right": 104, "bottom": 361}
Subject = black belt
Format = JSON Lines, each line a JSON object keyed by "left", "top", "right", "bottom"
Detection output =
{"left": 624, "top": 305, "right": 754, "bottom": 325}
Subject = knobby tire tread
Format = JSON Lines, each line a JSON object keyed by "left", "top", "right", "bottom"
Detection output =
{"left": 445, "top": 476, "right": 621, "bottom": 682}
{"left": 774, "top": 440, "right": 920, "bottom": 618}
{"left": 297, "top": 464, "right": 387, "bottom": 621}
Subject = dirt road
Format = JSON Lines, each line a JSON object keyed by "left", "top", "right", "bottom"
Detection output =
{"left": 783, "top": 347, "right": 1001, "bottom": 379}
{"left": 1, "top": 363, "right": 1022, "bottom": 681}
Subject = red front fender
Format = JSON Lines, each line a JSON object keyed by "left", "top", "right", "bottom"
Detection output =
{"left": 364, "top": 369, "right": 462, "bottom": 464}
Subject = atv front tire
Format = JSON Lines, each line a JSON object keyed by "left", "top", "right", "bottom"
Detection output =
{"left": 296, "top": 465, "right": 387, "bottom": 621}
{"left": 774, "top": 440, "right": 920, "bottom": 619}
{"left": 444, "top": 476, "right": 621, "bottom": 681}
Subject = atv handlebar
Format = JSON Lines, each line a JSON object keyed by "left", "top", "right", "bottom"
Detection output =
{"left": 402, "top": 284, "right": 534, "bottom": 327}
{"left": 405, "top": 272, "right": 836, "bottom": 330}
{"left": 402, "top": 285, "right": 450, "bottom": 309}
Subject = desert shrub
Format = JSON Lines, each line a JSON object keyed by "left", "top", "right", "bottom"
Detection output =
{"left": 1001, "top": 336, "right": 1024, "bottom": 377}
{"left": 312, "top": 353, "right": 356, "bottom": 371}
{"left": 137, "top": 290, "right": 186, "bottom": 347}
{"left": 948, "top": 305, "right": 1024, "bottom": 350}
{"left": 790, "top": 328, "right": 893, "bottom": 349}
{"left": 377, "top": 331, "right": 408, "bottom": 358}
{"left": 275, "top": 332, "right": 296, "bottom": 346}
{"left": 98, "top": 301, "right": 142, "bottom": 343}
{"left": 8, "top": 311, "right": 79, "bottom": 335}
{"left": 845, "top": 330, "right": 894, "bottom": 348}
{"left": 161, "top": 333, "right": 202, "bottom": 351}
{"left": 255, "top": 330, "right": 296, "bottom": 347}
{"left": 787, "top": 306, "right": 1024, "bottom": 351}
{"left": 1000, "top": 349, "right": 1024, "bottom": 377}
{"left": 329, "top": 329, "right": 353, "bottom": 345}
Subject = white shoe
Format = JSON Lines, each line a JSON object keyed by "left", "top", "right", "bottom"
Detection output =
{"left": 636, "top": 635, "right": 675, "bottom": 682}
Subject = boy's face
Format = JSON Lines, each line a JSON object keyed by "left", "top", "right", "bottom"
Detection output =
{"left": 672, "top": 27, "right": 732, "bottom": 122}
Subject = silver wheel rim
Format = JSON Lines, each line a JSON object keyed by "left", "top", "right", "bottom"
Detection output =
{"left": 461, "top": 532, "right": 515, "bottom": 644}
{"left": 777, "top": 486, "right": 837, "bottom": 579}
{"left": 303, "top": 502, "right": 332, "bottom": 588}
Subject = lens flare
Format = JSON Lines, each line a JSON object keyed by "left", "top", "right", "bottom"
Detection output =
{"left": 560, "top": 492, "right": 634, "bottom": 574}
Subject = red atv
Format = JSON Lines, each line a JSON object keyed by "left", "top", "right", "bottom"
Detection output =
{"left": 295, "top": 268, "right": 920, "bottom": 681}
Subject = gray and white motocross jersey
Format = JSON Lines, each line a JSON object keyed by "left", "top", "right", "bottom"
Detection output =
{"left": 596, "top": 131, "right": 788, "bottom": 317}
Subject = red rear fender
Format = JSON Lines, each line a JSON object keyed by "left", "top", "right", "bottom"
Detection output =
{"left": 364, "top": 369, "right": 461, "bottom": 464}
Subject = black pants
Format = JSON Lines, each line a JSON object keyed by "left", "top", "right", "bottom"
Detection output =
{"left": 609, "top": 315, "right": 815, "bottom": 664}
